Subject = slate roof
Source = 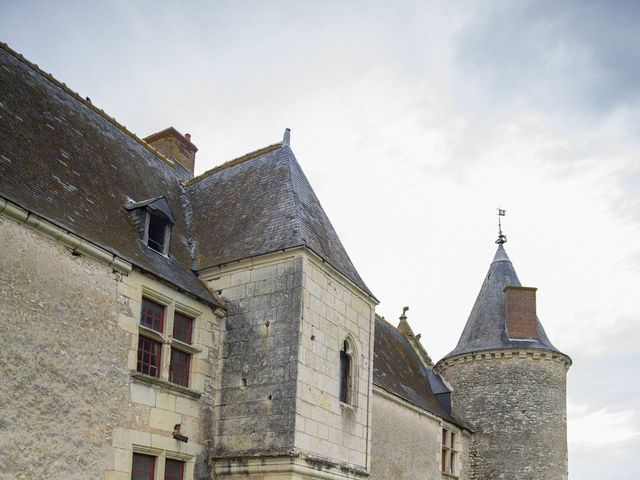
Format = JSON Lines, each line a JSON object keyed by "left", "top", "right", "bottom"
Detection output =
{"left": 0, "top": 43, "right": 373, "bottom": 304}
{"left": 0, "top": 45, "right": 218, "bottom": 306}
{"left": 442, "top": 245, "right": 562, "bottom": 360}
{"left": 373, "top": 315, "right": 459, "bottom": 424}
{"left": 187, "top": 144, "right": 374, "bottom": 297}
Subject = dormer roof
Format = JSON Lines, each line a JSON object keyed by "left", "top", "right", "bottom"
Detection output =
{"left": 125, "top": 196, "right": 176, "bottom": 224}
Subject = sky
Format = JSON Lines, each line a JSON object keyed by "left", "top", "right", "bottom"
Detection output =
{"left": 1, "top": 1, "right": 639, "bottom": 477}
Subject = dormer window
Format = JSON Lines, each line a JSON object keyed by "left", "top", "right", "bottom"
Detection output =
{"left": 125, "top": 196, "right": 176, "bottom": 256}
{"left": 145, "top": 210, "right": 171, "bottom": 254}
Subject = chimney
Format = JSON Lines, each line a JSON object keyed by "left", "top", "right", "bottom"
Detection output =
{"left": 504, "top": 286, "right": 538, "bottom": 339}
{"left": 144, "top": 127, "right": 198, "bottom": 176}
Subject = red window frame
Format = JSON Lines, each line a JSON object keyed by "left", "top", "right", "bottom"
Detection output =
{"left": 164, "top": 459, "right": 185, "bottom": 480}
{"left": 173, "top": 312, "right": 193, "bottom": 344}
{"left": 141, "top": 298, "right": 165, "bottom": 332}
{"left": 169, "top": 348, "right": 191, "bottom": 387}
{"left": 131, "top": 453, "right": 155, "bottom": 480}
{"left": 137, "top": 336, "right": 162, "bottom": 378}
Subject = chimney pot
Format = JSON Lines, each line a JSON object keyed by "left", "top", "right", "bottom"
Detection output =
{"left": 185, "top": 133, "right": 191, "bottom": 142}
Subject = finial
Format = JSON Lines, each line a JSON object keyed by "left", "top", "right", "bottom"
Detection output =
{"left": 495, "top": 208, "right": 507, "bottom": 245}
{"left": 282, "top": 128, "right": 291, "bottom": 146}
{"left": 400, "top": 306, "right": 409, "bottom": 320}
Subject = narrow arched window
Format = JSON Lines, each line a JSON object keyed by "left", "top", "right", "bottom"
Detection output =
{"left": 339, "top": 340, "right": 352, "bottom": 404}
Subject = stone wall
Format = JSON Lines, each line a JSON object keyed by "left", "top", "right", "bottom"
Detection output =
{"left": 108, "top": 269, "right": 223, "bottom": 480}
{"left": 437, "top": 350, "right": 570, "bottom": 480}
{"left": 203, "top": 253, "right": 303, "bottom": 458}
{"left": 0, "top": 211, "right": 223, "bottom": 480}
{"left": 294, "top": 255, "right": 375, "bottom": 471}
{"left": 370, "top": 388, "right": 470, "bottom": 480}
{"left": 0, "top": 215, "right": 127, "bottom": 479}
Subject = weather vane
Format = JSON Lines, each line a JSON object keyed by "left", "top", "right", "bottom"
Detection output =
{"left": 496, "top": 208, "right": 507, "bottom": 245}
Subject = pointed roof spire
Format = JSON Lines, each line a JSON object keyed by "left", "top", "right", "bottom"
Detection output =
{"left": 397, "top": 306, "right": 414, "bottom": 336}
{"left": 441, "top": 242, "right": 561, "bottom": 360}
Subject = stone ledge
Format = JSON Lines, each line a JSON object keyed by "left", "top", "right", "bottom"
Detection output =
{"left": 435, "top": 348, "right": 572, "bottom": 371}
{"left": 131, "top": 372, "right": 202, "bottom": 400}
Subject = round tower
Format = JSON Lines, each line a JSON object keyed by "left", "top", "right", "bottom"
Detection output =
{"left": 435, "top": 244, "right": 571, "bottom": 480}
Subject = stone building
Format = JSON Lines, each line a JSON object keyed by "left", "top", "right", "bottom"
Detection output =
{"left": 0, "top": 43, "right": 570, "bottom": 480}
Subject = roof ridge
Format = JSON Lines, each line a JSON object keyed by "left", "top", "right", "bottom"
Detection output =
{"left": 0, "top": 42, "right": 175, "bottom": 169}
{"left": 284, "top": 146, "right": 306, "bottom": 247}
{"left": 185, "top": 143, "right": 283, "bottom": 186}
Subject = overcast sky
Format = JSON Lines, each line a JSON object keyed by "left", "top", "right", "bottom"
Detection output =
{"left": 2, "top": 1, "right": 639, "bottom": 477}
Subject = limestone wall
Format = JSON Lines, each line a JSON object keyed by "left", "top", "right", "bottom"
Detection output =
{"left": 437, "top": 350, "right": 570, "bottom": 480}
{"left": 203, "top": 253, "right": 303, "bottom": 458}
{"left": 0, "top": 211, "right": 223, "bottom": 480}
{"left": 0, "top": 215, "right": 127, "bottom": 479}
{"left": 109, "top": 269, "right": 223, "bottom": 480}
{"left": 294, "top": 255, "right": 375, "bottom": 471}
{"left": 370, "top": 388, "right": 470, "bottom": 480}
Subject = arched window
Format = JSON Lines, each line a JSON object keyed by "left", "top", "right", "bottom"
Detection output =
{"left": 339, "top": 338, "right": 356, "bottom": 405}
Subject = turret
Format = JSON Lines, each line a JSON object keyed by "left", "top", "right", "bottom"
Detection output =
{"left": 435, "top": 243, "right": 571, "bottom": 480}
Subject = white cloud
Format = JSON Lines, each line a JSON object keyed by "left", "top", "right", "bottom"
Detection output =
{"left": 568, "top": 404, "right": 639, "bottom": 446}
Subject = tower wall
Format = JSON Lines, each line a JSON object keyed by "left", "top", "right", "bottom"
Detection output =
{"left": 436, "top": 349, "right": 570, "bottom": 480}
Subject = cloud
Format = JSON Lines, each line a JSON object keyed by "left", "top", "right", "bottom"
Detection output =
{"left": 569, "top": 404, "right": 639, "bottom": 446}
{"left": 453, "top": 0, "right": 640, "bottom": 117}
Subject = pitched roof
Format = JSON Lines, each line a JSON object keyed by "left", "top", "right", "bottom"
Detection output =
{"left": 187, "top": 144, "right": 374, "bottom": 298}
{"left": 442, "top": 245, "right": 561, "bottom": 359}
{"left": 0, "top": 43, "right": 373, "bottom": 304}
{"left": 0, "top": 44, "right": 219, "bottom": 307}
{"left": 373, "top": 315, "right": 458, "bottom": 423}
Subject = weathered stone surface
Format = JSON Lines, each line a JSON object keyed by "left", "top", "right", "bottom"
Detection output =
{"left": 294, "top": 255, "right": 376, "bottom": 469}
{"left": 0, "top": 217, "right": 129, "bottom": 479}
{"left": 370, "top": 390, "right": 471, "bottom": 480}
{"left": 438, "top": 351, "right": 569, "bottom": 480}
{"left": 206, "top": 256, "right": 303, "bottom": 457}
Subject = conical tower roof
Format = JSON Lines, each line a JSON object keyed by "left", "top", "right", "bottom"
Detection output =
{"left": 443, "top": 244, "right": 561, "bottom": 359}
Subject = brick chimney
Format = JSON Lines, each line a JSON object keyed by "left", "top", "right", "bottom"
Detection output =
{"left": 504, "top": 286, "right": 538, "bottom": 339}
{"left": 144, "top": 127, "right": 198, "bottom": 176}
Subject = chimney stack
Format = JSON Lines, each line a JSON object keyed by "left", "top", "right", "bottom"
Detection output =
{"left": 144, "top": 127, "right": 198, "bottom": 176}
{"left": 504, "top": 286, "right": 538, "bottom": 339}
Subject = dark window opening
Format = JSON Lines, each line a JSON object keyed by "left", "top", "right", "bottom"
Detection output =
{"left": 137, "top": 336, "right": 162, "bottom": 377}
{"left": 169, "top": 348, "right": 191, "bottom": 387}
{"left": 340, "top": 340, "right": 351, "bottom": 404}
{"left": 147, "top": 212, "right": 169, "bottom": 254}
{"left": 132, "top": 453, "right": 155, "bottom": 480}
{"left": 173, "top": 312, "right": 193, "bottom": 344}
{"left": 164, "top": 459, "right": 185, "bottom": 480}
{"left": 140, "top": 298, "right": 165, "bottom": 332}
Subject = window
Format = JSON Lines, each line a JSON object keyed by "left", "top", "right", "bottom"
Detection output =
{"left": 137, "top": 336, "right": 162, "bottom": 377}
{"left": 141, "top": 298, "right": 164, "bottom": 332}
{"left": 136, "top": 295, "right": 198, "bottom": 389}
{"left": 339, "top": 338, "right": 356, "bottom": 406}
{"left": 146, "top": 211, "right": 170, "bottom": 254}
{"left": 164, "top": 459, "right": 185, "bottom": 480}
{"left": 131, "top": 453, "right": 186, "bottom": 480}
{"left": 125, "top": 196, "right": 175, "bottom": 256}
{"left": 173, "top": 312, "right": 193, "bottom": 344}
{"left": 441, "top": 427, "right": 458, "bottom": 476}
{"left": 132, "top": 453, "right": 155, "bottom": 480}
{"left": 169, "top": 348, "right": 190, "bottom": 387}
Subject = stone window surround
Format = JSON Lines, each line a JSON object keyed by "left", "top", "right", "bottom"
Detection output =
{"left": 133, "top": 286, "right": 203, "bottom": 396}
{"left": 132, "top": 444, "right": 193, "bottom": 480}
{"left": 440, "top": 425, "right": 461, "bottom": 478}
{"left": 339, "top": 334, "right": 359, "bottom": 410}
